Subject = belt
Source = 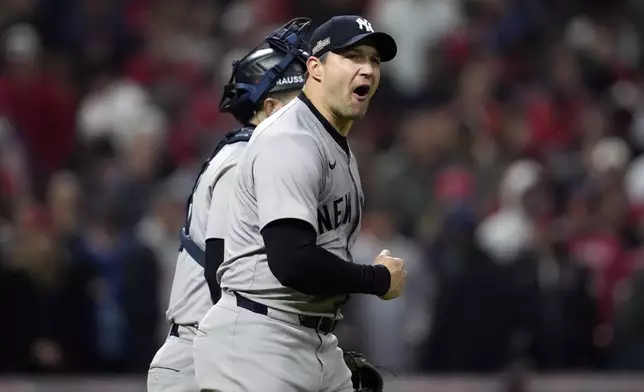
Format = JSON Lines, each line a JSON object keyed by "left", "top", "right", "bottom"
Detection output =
{"left": 233, "top": 292, "right": 339, "bottom": 334}
{"left": 169, "top": 322, "right": 198, "bottom": 338}
{"left": 169, "top": 323, "right": 180, "bottom": 337}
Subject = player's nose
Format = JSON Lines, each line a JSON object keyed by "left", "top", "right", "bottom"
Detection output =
{"left": 358, "top": 62, "right": 375, "bottom": 78}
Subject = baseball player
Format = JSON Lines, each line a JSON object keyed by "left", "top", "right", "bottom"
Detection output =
{"left": 193, "top": 15, "right": 405, "bottom": 392}
{"left": 147, "top": 18, "right": 312, "bottom": 392}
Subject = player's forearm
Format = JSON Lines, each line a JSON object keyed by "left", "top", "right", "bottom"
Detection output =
{"left": 205, "top": 238, "right": 225, "bottom": 302}
{"left": 261, "top": 219, "right": 390, "bottom": 296}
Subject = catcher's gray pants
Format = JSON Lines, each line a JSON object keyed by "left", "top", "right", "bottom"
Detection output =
{"left": 193, "top": 290, "right": 353, "bottom": 392}
{"left": 147, "top": 325, "right": 200, "bottom": 392}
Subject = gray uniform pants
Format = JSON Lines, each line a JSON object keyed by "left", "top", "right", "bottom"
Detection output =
{"left": 193, "top": 290, "right": 353, "bottom": 392}
{"left": 148, "top": 325, "right": 200, "bottom": 392}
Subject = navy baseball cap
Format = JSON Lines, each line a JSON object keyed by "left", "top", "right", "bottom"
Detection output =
{"left": 309, "top": 15, "right": 397, "bottom": 62}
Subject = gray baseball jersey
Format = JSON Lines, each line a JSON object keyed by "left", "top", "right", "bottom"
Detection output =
{"left": 217, "top": 92, "right": 365, "bottom": 318}
{"left": 165, "top": 141, "right": 248, "bottom": 325}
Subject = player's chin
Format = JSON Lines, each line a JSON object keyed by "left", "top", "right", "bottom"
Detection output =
{"left": 345, "top": 109, "right": 367, "bottom": 121}
{"left": 346, "top": 102, "right": 370, "bottom": 119}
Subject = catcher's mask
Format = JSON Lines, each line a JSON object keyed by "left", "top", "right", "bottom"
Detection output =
{"left": 219, "top": 17, "right": 312, "bottom": 124}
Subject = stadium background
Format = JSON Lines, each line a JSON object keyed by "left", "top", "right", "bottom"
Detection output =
{"left": 1, "top": 0, "right": 644, "bottom": 390}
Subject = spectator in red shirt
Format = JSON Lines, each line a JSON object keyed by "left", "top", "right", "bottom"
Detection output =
{"left": 0, "top": 23, "right": 77, "bottom": 198}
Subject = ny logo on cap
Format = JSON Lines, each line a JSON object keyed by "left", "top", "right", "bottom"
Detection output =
{"left": 356, "top": 17, "right": 374, "bottom": 33}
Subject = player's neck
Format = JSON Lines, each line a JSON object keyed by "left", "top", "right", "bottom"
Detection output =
{"left": 248, "top": 115, "right": 263, "bottom": 126}
{"left": 333, "top": 117, "right": 353, "bottom": 137}
{"left": 302, "top": 88, "right": 352, "bottom": 137}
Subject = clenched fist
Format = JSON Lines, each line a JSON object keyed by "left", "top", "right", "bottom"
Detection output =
{"left": 373, "top": 249, "right": 407, "bottom": 300}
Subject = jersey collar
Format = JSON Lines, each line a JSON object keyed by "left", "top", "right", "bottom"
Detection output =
{"left": 297, "top": 91, "right": 350, "bottom": 156}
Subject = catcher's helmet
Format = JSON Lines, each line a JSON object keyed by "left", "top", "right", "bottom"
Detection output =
{"left": 220, "top": 18, "right": 312, "bottom": 124}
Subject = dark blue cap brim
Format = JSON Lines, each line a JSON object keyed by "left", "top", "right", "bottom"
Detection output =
{"left": 334, "top": 32, "right": 397, "bottom": 62}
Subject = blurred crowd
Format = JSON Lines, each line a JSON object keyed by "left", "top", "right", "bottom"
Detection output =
{"left": 2, "top": 0, "right": 644, "bottom": 377}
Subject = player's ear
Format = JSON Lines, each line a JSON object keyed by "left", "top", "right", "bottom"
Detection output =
{"left": 263, "top": 97, "right": 281, "bottom": 117}
{"left": 306, "top": 56, "right": 323, "bottom": 82}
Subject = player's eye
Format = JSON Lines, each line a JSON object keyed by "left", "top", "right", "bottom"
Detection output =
{"left": 345, "top": 53, "right": 360, "bottom": 61}
{"left": 370, "top": 56, "right": 381, "bottom": 66}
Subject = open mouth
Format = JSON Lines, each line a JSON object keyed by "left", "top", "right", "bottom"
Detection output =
{"left": 353, "top": 84, "right": 370, "bottom": 99}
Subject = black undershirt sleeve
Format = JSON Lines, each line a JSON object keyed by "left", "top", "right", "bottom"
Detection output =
{"left": 205, "top": 238, "right": 225, "bottom": 303}
{"left": 261, "top": 218, "right": 391, "bottom": 296}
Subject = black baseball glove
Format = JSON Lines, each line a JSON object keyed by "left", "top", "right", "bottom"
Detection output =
{"left": 343, "top": 351, "right": 384, "bottom": 392}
